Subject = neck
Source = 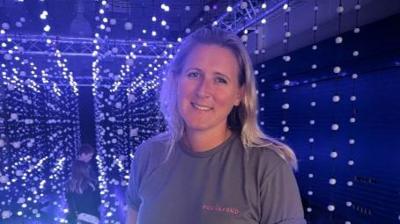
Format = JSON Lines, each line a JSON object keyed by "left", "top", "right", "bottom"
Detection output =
{"left": 184, "top": 127, "right": 232, "bottom": 152}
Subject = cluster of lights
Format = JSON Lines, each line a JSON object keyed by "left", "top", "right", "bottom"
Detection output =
{"left": 0, "top": 83, "right": 80, "bottom": 222}
{"left": 279, "top": 0, "right": 292, "bottom": 141}
{"left": 1, "top": 0, "right": 372, "bottom": 222}
{"left": 90, "top": 3, "right": 172, "bottom": 221}
{"left": 303, "top": 0, "right": 320, "bottom": 216}
{"left": 38, "top": 1, "right": 78, "bottom": 96}
{"left": 341, "top": 1, "right": 362, "bottom": 223}
{"left": 251, "top": 0, "right": 368, "bottom": 222}
{"left": 160, "top": 3, "right": 170, "bottom": 12}
{"left": 1, "top": 3, "right": 81, "bottom": 222}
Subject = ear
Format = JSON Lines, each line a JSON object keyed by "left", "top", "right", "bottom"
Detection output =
{"left": 234, "top": 86, "right": 244, "bottom": 106}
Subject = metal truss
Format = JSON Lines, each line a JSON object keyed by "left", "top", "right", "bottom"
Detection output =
{"left": 0, "top": 34, "right": 177, "bottom": 59}
{"left": 214, "top": 0, "right": 287, "bottom": 33}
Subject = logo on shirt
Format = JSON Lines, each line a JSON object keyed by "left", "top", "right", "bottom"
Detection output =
{"left": 202, "top": 204, "right": 240, "bottom": 216}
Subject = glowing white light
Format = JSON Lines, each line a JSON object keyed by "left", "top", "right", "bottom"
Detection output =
{"left": 43, "top": 25, "right": 51, "bottom": 32}
{"left": 226, "top": 6, "right": 233, "bottom": 12}
{"left": 335, "top": 36, "right": 343, "bottom": 44}
{"left": 40, "top": 11, "right": 48, "bottom": 20}
{"left": 283, "top": 3, "right": 289, "bottom": 10}
{"left": 333, "top": 66, "right": 341, "bottom": 74}
{"left": 337, "top": 6, "right": 344, "bottom": 13}
{"left": 152, "top": 16, "right": 157, "bottom": 22}
{"left": 262, "top": 3, "right": 267, "bottom": 9}
{"left": 327, "top": 205, "right": 335, "bottom": 212}
{"left": 282, "top": 103, "right": 289, "bottom": 109}
{"left": 161, "top": 3, "right": 170, "bottom": 12}
{"left": 312, "top": 45, "right": 318, "bottom": 50}
{"left": 332, "top": 95, "right": 340, "bottom": 102}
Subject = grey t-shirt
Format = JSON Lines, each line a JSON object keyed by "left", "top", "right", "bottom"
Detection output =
{"left": 127, "top": 133, "right": 305, "bottom": 224}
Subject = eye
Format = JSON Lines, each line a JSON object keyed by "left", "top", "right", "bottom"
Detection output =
{"left": 187, "top": 71, "right": 200, "bottom": 78}
{"left": 215, "top": 76, "right": 228, "bottom": 84}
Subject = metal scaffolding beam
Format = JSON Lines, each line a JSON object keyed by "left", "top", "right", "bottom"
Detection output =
{"left": 0, "top": 34, "right": 177, "bottom": 59}
{"left": 214, "top": 0, "right": 286, "bottom": 33}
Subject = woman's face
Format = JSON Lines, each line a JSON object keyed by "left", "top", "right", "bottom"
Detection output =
{"left": 177, "top": 44, "right": 243, "bottom": 135}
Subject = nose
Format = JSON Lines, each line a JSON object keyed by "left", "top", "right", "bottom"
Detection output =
{"left": 196, "top": 77, "right": 213, "bottom": 98}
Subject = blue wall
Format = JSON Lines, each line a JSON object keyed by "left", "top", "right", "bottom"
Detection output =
{"left": 256, "top": 14, "right": 400, "bottom": 223}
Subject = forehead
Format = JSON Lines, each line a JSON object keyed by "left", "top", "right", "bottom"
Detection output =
{"left": 182, "top": 44, "right": 240, "bottom": 76}
{"left": 81, "top": 152, "right": 93, "bottom": 156}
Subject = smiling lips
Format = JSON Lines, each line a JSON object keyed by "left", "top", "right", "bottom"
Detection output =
{"left": 191, "top": 102, "right": 213, "bottom": 111}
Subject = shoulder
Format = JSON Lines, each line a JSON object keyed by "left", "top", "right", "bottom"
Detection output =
{"left": 245, "top": 145, "right": 290, "bottom": 177}
{"left": 135, "top": 133, "right": 170, "bottom": 156}
{"left": 132, "top": 132, "right": 170, "bottom": 167}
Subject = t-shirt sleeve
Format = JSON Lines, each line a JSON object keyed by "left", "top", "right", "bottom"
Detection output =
{"left": 126, "top": 148, "right": 143, "bottom": 210}
{"left": 260, "top": 158, "right": 306, "bottom": 224}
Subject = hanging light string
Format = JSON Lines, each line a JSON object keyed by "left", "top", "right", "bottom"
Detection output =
{"left": 280, "top": 0, "right": 291, "bottom": 141}
{"left": 304, "top": 0, "right": 320, "bottom": 218}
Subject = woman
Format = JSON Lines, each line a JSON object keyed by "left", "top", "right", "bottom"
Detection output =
{"left": 66, "top": 160, "right": 101, "bottom": 224}
{"left": 126, "top": 27, "right": 305, "bottom": 224}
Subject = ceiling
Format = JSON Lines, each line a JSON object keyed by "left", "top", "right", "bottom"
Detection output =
{"left": 0, "top": 0, "right": 399, "bottom": 63}
{"left": 247, "top": 0, "right": 400, "bottom": 63}
{"left": 0, "top": 0, "right": 234, "bottom": 41}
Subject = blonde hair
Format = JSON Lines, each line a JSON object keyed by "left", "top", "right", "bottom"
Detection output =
{"left": 159, "top": 27, "right": 298, "bottom": 169}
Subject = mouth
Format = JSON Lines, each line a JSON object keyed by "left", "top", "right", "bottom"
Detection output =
{"left": 191, "top": 102, "right": 213, "bottom": 111}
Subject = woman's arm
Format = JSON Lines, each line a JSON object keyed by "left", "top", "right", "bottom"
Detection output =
{"left": 125, "top": 206, "right": 138, "bottom": 224}
{"left": 260, "top": 159, "right": 306, "bottom": 224}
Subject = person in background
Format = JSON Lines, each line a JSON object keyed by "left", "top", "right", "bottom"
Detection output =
{"left": 77, "top": 144, "right": 95, "bottom": 163}
{"left": 77, "top": 144, "right": 98, "bottom": 180}
{"left": 66, "top": 160, "right": 101, "bottom": 224}
{"left": 126, "top": 27, "right": 306, "bottom": 224}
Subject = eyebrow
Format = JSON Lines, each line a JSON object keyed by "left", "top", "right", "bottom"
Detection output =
{"left": 184, "top": 67, "right": 200, "bottom": 72}
{"left": 184, "top": 67, "right": 232, "bottom": 82}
